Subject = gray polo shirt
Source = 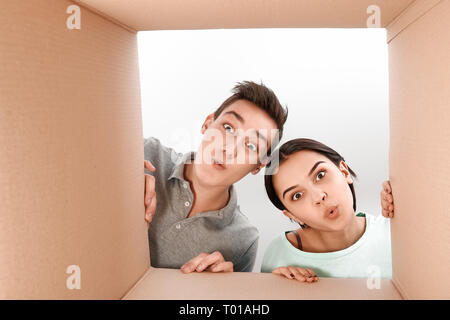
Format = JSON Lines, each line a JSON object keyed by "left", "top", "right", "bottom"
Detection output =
{"left": 144, "top": 137, "right": 259, "bottom": 272}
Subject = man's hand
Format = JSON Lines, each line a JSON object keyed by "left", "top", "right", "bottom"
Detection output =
{"left": 272, "top": 266, "right": 318, "bottom": 283}
{"left": 144, "top": 160, "right": 157, "bottom": 228}
{"left": 181, "top": 251, "right": 233, "bottom": 273}
{"left": 380, "top": 180, "right": 394, "bottom": 218}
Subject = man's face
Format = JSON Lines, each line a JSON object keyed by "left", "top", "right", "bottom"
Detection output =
{"left": 194, "top": 99, "right": 279, "bottom": 188}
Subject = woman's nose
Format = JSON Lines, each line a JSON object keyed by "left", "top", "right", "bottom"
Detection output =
{"left": 314, "top": 191, "right": 327, "bottom": 205}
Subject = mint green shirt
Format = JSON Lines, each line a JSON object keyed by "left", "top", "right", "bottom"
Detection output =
{"left": 261, "top": 213, "right": 392, "bottom": 278}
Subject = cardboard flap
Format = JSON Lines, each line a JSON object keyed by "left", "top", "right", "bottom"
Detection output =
{"left": 388, "top": 0, "right": 450, "bottom": 299}
{"left": 123, "top": 268, "right": 401, "bottom": 300}
{"left": 0, "top": 0, "right": 149, "bottom": 299}
{"left": 76, "top": 0, "right": 415, "bottom": 30}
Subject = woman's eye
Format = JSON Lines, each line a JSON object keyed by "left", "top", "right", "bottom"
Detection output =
{"left": 292, "top": 192, "right": 303, "bottom": 201}
{"left": 316, "top": 170, "right": 326, "bottom": 181}
{"left": 223, "top": 123, "right": 234, "bottom": 134}
{"left": 246, "top": 142, "right": 257, "bottom": 152}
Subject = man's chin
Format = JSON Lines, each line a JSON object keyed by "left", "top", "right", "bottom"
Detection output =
{"left": 194, "top": 160, "right": 252, "bottom": 187}
{"left": 195, "top": 163, "right": 229, "bottom": 187}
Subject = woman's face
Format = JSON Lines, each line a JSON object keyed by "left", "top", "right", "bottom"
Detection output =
{"left": 272, "top": 150, "right": 355, "bottom": 232}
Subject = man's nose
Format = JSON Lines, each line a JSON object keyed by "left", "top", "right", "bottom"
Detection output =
{"left": 222, "top": 136, "right": 237, "bottom": 160}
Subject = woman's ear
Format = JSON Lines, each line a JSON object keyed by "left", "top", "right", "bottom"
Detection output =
{"left": 339, "top": 161, "right": 353, "bottom": 184}
{"left": 282, "top": 209, "right": 305, "bottom": 226}
{"left": 201, "top": 113, "right": 215, "bottom": 134}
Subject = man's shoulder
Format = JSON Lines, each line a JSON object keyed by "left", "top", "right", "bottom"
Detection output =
{"left": 143, "top": 137, "right": 183, "bottom": 175}
{"left": 144, "top": 137, "right": 181, "bottom": 160}
{"left": 230, "top": 206, "right": 259, "bottom": 234}
{"left": 225, "top": 206, "right": 259, "bottom": 255}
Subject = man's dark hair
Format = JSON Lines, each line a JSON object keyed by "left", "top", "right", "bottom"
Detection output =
{"left": 264, "top": 138, "right": 358, "bottom": 228}
{"left": 214, "top": 81, "right": 288, "bottom": 155}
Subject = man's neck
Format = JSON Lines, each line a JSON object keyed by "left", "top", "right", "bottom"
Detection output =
{"left": 183, "top": 162, "right": 230, "bottom": 219}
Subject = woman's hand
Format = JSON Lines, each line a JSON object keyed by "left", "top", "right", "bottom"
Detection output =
{"left": 380, "top": 180, "right": 394, "bottom": 218}
{"left": 272, "top": 266, "right": 318, "bottom": 283}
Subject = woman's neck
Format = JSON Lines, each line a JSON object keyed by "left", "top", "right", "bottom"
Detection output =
{"left": 183, "top": 162, "right": 230, "bottom": 218}
{"left": 303, "top": 215, "right": 366, "bottom": 253}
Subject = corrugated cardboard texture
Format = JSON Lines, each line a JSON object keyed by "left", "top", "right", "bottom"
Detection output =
{"left": 77, "top": 0, "right": 415, "bottom": 30}
{"left": 123, "top": 268, "right": 401, "bottom": 300}
{"left": 386, "top": 0, "right": 443, "bottom": 43}
{"left": 388, "top": 0, "right": 450, "bottom": 299}
{"left": 3, "top": 0, "right": 449, "bottom": 300}
{"left": 0, "top": 0, "right": 149, "bottom": 299}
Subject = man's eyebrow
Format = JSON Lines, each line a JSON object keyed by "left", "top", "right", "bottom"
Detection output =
{"left": 283, "top": 185, "right": 298, "bottom": 199}
{"left": 308, "top": 161, "right": 325, "bottom": 177}
{"left": 223, "top": 111, "right": 244, "bottom": 124}
{"left": 255, "top": 130, "right": 268, "bottom": 145}
{"left": 256, "top": 130, "right": 269, "bottom": 148}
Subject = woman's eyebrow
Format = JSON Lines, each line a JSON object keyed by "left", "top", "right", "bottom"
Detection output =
{"left": 282, "top": 161, "right": 326, "bottom": 199}
{"left": 308, "top": 161, "right": 325, "bottom": 177}
{"left": 283, "top": 185, "right": 298, "bottom": 199}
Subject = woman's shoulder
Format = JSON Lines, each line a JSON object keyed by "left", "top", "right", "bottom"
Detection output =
{"left": 285, "top": 228, "right": 310, "bottom": 250}
{"left": 285, "top": 231, "right": 298, "bottom": 248}
{"left": 361, "top": 212, "right": 391, "bottom": 229}
{"left": 265, "top": 233, "right": 287, "bottom": 250}
{"left": 262, "top": 232, "right": 295, "bottom": 260}
{"left": 363, "top": 213, "right": 391, "bottom": 241}
{"left": 261, "top": 233, "right": 291, "bottom": 273}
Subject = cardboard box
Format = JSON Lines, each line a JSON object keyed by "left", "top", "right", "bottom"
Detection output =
{"left": 0, "top": 0, "right": 448, "bottom": 299}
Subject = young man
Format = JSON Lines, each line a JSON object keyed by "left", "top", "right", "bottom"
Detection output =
{"left": 143, "top": 81, "right": 288, "bottom": 273}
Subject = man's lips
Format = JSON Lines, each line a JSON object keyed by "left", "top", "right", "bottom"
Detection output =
{"left": 212, "top": 158, "right": 226, "bottom": 170}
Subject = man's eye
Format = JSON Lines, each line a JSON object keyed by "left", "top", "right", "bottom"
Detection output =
{"left": 223, "top": 123, "right": 234, "bottom": 134}
{"left": 246, "top": 142, "right": 257, "bottom": 152}
{"left": 292, "top": 192, "right": 303, "bottom": 201}
{"left": 316, "top": 170, "right": 326, "bottom": 181}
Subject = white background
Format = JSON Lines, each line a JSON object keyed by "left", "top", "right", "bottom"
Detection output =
{"left": 138, "top": 28, "right": 389, "bottom": 272}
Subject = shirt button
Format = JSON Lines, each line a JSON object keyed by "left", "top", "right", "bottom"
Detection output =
{"left": 176, "top": 224, "right": 181, "bottom": 229}
{"left": 185, "top": 201, "right": 190, "bottom": 207}
{"left": 183, "top": 183, "right": 188, "bottom": 189}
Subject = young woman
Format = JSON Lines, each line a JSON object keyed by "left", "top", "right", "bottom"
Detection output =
{"left": 261, "top": 138, "right": 392, "bottom": 283}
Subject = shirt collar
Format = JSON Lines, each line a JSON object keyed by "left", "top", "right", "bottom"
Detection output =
{"left": 168, "top": 151, "right": 194, "bottom": 181}
{"left": 168, "top": 151, "right": 237, "bottom": 226}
